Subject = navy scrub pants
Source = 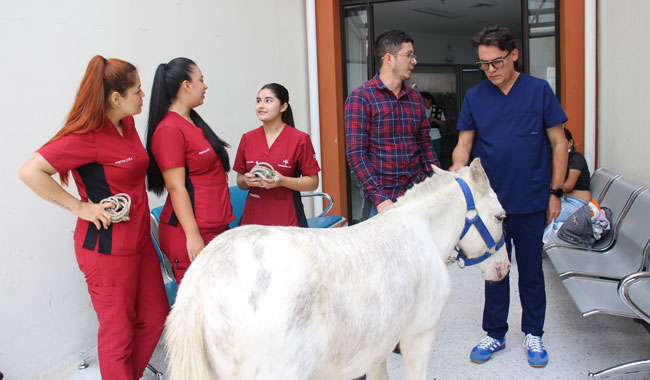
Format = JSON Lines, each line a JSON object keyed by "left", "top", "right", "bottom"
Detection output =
{"left": 482, "top": 211, "right": 547, "bottom": 340}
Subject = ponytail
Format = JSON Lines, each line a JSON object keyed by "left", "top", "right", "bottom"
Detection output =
{"left": 146, "top": 63, "right": 172, "bottom": 195}
{"left": 282, "top": 104, "right": 295, "bottom": 128}
{"left": 44, "top": 55, "right": 137, "bottom": 185}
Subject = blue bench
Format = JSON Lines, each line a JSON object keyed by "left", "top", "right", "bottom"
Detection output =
{"left": 228, "top": 186, "right": 346, "bottom": 229}
{"left": 543, "top": 168, "right": 650, "bottom": 378}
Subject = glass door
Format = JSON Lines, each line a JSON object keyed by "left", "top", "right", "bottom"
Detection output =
{"left": 524, "top": 0, "right": 560, "bottom": 94}
{"left": 342, "top": 4, "right": 371, "bottom": 224}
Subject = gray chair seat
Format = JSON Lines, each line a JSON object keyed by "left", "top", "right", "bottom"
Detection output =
{"left": 546, "top": 188, "right": 649, "bottom": 279}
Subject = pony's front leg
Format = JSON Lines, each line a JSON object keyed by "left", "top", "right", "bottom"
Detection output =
{"left": 366, "top": 359, "right": 388, "bottom": 380}
{"left": 400, "top": 330, "right": 436, "bottom": 380}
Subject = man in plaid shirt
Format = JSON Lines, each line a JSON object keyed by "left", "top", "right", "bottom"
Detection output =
{"left": 345, "top": 29, "right": 439, "bottom": 220}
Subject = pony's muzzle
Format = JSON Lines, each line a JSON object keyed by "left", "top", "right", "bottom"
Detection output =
{"left": 495, "top": 259, "right": 510, "bottom": 281}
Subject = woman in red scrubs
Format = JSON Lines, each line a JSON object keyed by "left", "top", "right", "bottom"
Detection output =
{"left": 233, "top": 83, "right": 320, "bottom": 227}
{"left": 146, "top": 58, "right": 233, "bottom": 284}
{"left": 19, "top": 56, "right": 168, "bottom": 380}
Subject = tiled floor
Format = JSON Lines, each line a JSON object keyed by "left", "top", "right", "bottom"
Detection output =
{"left": 63, "top": 255, "right": 650, "bottom": 380}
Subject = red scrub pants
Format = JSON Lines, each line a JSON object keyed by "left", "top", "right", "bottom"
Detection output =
{"left": 159, "top": 222, "right": 228, "bottom": 284}
{"left": 75, "top": 240, "right": 169, "bottom": 380}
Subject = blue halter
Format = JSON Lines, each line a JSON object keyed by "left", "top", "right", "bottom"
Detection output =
{"left": 454, "top": 178, "right": 506, "bottom": 267}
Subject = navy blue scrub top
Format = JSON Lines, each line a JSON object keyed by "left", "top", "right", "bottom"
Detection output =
{"left": 457, "top": 73, "right": 568, "bottom": 214}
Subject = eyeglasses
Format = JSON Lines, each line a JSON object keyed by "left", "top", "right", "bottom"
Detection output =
{"left": 476, "top": 51, "right": 512, "bottom": 71}
{"left": 382, "top": 53, "right": 417, "bottom": 63}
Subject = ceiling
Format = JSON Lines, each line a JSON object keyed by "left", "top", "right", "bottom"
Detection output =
{"left": 373, "top": 0, "right": 523, "bottom": 35}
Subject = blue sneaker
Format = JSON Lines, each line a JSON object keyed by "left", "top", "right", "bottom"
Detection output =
{"left": 524, "top": 334, "right": 548, "bottom": 367}
{"left": 470, "top": 336, "right": 506, "bottom": 363}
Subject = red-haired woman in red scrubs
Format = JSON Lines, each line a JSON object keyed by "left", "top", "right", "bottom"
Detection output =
{"left": 233, "top": 83, "right": 320, "bottom": 227}
{"left": 19, "top": 56, "right": 168, "bottom": 380}
{"left": 146, "top": 58, "right": 233, "bottom": 284}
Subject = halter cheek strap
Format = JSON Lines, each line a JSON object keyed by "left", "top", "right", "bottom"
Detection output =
{"left": 454, "top": 178, "right": 505, "bottom": 267}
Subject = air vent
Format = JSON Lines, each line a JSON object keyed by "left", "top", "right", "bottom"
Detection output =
{"left": 412, "top": 6, "right": 463, "bottom": 19}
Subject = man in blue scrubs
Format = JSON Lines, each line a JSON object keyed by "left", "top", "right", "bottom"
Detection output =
{"left": 451, "top": 26, "right": 568, "bottom": 368}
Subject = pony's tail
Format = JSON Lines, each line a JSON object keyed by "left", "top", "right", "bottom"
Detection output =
{"left": 164, "top": 292, "right": 214, "bottom": 380}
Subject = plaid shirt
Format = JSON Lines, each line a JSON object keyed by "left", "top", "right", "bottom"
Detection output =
{"left": 345, "top": 75, "right": 438, "bottom": 206}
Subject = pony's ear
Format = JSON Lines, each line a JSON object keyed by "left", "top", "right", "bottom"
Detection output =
{"left": 469, "top": 158, "right": 490, "bottom": 192}
{"left": 432, "top": 164, "right": 444, "bottom": 175}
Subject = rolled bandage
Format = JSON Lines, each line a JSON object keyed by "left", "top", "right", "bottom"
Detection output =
{"left": 251, "top": 162, "right": 275, "bottom": 179}
{"left": 99, "top": 193, "right": 131, "bottom": 223}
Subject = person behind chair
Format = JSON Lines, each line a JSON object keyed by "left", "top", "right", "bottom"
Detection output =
{"left": 19, "top": 55, "right": 168, "bottom": 380}
{"left": 450, "top": 26, "right": 568, "bottom": 368}
{"left": 555, "top": 127, "right": 592, "bottom": 226}
{"left": 146, "top": 58, "right": 234, "bottom": 285}
{"left": 233, "top": 83, "right": 320, "bottom": 227}
{"left": 345, "top": 30, "right": 439, "bottom": 221}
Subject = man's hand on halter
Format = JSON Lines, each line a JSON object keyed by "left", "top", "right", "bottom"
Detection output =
{"left": 448, "top": 163, "right": 464, "bottom": 173}
{"left": 76, "top": 201, "right": 115, "bottom": 230}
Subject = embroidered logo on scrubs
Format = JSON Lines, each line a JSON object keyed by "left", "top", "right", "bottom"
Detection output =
{"left": 198, "top": 148, "right": 211, "bottom": 155}
{"left": 115, "top": 157, "right": 133, "bottom": 165}
{"left": 278, "top": 159, "right": 292, "bottom": 169}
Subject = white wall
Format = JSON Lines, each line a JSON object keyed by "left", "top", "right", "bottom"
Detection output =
{"left": 0, "top": 0, "right": 309, "bottom": 378}
{"left": 598, "top": 0, "right": 650, "bottom": 187}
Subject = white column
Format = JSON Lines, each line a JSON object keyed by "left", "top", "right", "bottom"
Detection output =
{"left": 306, "top": 0, "right": 323, "bottom": 214}
{"left": 584, "top": 0, "right": 597, "bottom": 171}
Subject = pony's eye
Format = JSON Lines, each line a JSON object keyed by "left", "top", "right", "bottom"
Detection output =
{"left": 495, "top": 214, "right": 506, "bottom": 221}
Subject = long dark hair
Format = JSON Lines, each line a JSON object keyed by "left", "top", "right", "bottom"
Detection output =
{"left": 260, "top": 83, "right": 294, "bottom": 127}
{"left": 146, "top": 57, "right": 230, "bottom": 196}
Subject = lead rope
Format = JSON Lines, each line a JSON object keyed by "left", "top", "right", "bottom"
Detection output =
{"left": 98, "top": 193, "right": 131, "bottom": 223}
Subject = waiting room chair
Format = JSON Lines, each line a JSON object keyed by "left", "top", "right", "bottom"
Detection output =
{"left": 590, "top": 167, "right": 620, "bottom": 204}
{"left": 228, "top": 185, "right": 346, "bottom": 228}
{"left": 546, "top": 189, "right": 650, "bottom": 280}
{"left": 588, "top": 270, "right": 650, "bottom": 378}
{"left": 150, "top": 207, "right": 177, "bottom": 308}
{"left": 545, "top": 176, "right": 646, "bottom": 252}
{"left": 150, "top": 187, "right": 346, "bottom": 306}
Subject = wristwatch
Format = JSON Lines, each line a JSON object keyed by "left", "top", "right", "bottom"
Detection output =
{"left": 550, "top": 188, "right": 564, "bottom": 198}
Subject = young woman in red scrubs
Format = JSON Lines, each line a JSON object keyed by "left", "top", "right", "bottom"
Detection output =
{"left": 19, "top": 56, "right": 168, "bottom": 380}
{"left": 233, "top": 83, "right": 320, "bottom": 227}
{"left": 146, "top": 58, "right": 233, "bottom": 284}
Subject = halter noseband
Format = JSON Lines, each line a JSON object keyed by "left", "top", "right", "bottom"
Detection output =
{"left": 454, "top": 178, "right": 505, "bottom": 267}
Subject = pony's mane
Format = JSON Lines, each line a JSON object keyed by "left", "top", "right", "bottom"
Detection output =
{"left": 393, "top": 168, "right": 461, "bottom": 208}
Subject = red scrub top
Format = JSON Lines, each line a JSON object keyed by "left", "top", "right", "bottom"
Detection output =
{"left": 39, "top": 116, "right": 151, "bottom": 255}
{"left": 233, "top": 125, "right": 320, "bottom": 227}
{"left": 151, "top": 111, "right": 234, "bottom": 228}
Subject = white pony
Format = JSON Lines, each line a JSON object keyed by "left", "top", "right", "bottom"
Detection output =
{"left": 165, "top": 159, "right": 509, "bottom": 380}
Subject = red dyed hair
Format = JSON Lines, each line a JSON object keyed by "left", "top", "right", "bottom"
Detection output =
{"left": 44, "top": 55, "right": 137, "bottom": 185}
